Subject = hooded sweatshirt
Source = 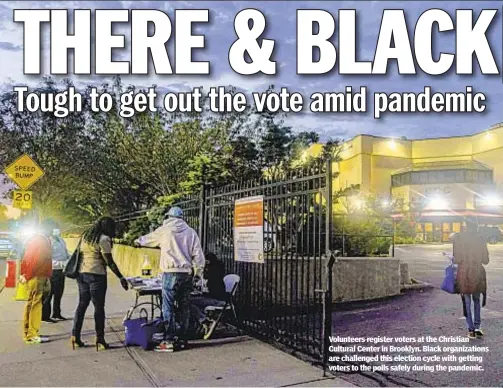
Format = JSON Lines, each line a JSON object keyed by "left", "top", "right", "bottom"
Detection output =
{"left": 50, "top": 236, "right": 70, "bottom": 270}
{"left": 137, "top": 218, "right": 205, "bottom": 275}
{"left": 21, "top": 234, "right": 52, "bottom": 281}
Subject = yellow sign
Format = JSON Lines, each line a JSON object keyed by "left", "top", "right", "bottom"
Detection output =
{"left": 4, "top": 154, "right": 44, "bottom": 190}
{"left": 13, "top": 190, "right": 33, "bottom": 210}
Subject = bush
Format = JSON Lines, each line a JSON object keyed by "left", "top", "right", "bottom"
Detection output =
{"left": 333, "top": 216, "right": 391, "bottom": 257}
{"left": 394, "top": 236, "right": 415, "bottom": 245}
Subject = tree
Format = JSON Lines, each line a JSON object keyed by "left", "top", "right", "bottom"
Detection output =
{"left": 0, "top": 78, "right": 339, "bottom": 234}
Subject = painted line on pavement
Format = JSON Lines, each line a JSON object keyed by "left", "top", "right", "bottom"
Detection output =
{"left": 107, "top": 318, "right": 161, "bottom": 387}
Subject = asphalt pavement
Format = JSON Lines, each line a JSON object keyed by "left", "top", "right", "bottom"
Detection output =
{"left": 329, "top": 244, "right": 503, "bottom": 387}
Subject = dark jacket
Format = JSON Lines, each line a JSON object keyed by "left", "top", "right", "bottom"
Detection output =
{"left": 453, "top": 232, "right": 489, "bottom": 295}
{"left": 205, "top": 259, "right": 226, "bottom": 301}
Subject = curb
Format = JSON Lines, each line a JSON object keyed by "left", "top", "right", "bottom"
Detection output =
{"left": 400, "top": 278, "right": 434, "bottom": 293}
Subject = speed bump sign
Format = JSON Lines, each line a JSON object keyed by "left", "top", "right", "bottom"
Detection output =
{"left": 13, "top": 190, "right": 32, "bottom": 210}
{"left": 4, "top": 154, "right": 44, "bottom": 190}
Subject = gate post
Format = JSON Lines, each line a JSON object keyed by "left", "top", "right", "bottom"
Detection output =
{"left": 322, "top": 158, "right": 334, "bottom": 376}
{"left": 198, "top": 182, "right": 207, "bottom": 252}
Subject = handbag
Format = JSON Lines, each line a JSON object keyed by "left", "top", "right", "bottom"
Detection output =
{"left": 64, "top": 238, "right": 83, "bottom": 279}
{"left": 441, "top": 255, "right": 458, "bottom": 294}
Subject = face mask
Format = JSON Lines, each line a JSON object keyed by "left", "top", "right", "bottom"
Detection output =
{"left": 53, "top": 229, "right": 61, "bottom": 237}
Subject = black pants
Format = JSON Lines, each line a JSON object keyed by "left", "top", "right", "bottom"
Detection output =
{"left": 42, "top": 269, "right": 65, "bottom": 319}
{"left": 72, "top": 273, "right": 107, "bottom": 340}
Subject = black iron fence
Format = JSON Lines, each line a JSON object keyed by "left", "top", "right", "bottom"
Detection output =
{"left": 172, "top": 160, "right": 335, "bottom": 362}
{"left": 111, "top": 160, "right": 335, "bottom": 364}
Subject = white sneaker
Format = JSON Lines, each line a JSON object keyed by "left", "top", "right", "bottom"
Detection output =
{"left": 25, "top": 336, "right": 49, "bottom": 344}
{"left": 154, "top": 341, "right": 174, "bottom": 352}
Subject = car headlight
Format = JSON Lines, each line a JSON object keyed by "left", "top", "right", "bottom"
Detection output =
{"left": 19, "top": 227, "right": 38, "bottom": 239}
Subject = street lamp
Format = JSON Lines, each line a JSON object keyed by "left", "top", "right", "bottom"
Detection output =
{"left": 428, "top": 195, "right": 448, "bottom": 210}
{"left": 485, "top": 194, "right": 502, "bottom": 207}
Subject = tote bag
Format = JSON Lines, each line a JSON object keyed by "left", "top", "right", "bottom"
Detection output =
{"left": 441, "top": 256, "right": 458, "bottom": 294}
{"left": 123, "top": 308, "right": 149, "bottom": 347}
{"left": 64, "top": 238, "right": 83, "bottom": 279}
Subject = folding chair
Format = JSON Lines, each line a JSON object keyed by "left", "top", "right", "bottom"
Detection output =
{"left": 202, "top": 274, "right": 240, "bottom": 340}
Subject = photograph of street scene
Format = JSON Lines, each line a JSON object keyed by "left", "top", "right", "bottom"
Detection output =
{"left": 0, "top": 1, "right": 502, "bottom": 387}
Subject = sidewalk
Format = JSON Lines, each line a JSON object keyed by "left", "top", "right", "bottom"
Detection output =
{"left": 0, "top": 278, "right": 354, "bottom": 387}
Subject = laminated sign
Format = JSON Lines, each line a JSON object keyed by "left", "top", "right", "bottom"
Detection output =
{"left": 234, "top": 196, "right": 264, "bottom": 263}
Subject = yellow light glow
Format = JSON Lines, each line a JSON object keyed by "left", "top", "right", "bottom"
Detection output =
{"left": 389, "top": 139, "right": 397, "bottom": 149}
{"left": 484, "top": 195, "right": 502, "bottom": 207}
{"left": 4, "top": 205, "right": 21, "bottom": 219}
{"left": 428, "top": 195, "right": 448, "bottom": 210}
{"left": 354, "top": 198, "right": 365, "bottom": 209}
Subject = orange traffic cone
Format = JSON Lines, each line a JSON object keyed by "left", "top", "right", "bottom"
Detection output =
{"left": 4, "top": 260, "right": 16, "bottom": 288}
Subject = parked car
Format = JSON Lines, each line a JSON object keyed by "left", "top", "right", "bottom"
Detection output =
{"left": 478, "top": 226, "right": 502, "bottom": 244}
{"left": 0, "top": 232, "right": 14, "bottom": 259}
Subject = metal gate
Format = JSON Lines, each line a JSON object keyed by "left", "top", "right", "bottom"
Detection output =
{"left": 175, "top": 159, "right": 334, "bottom": 362}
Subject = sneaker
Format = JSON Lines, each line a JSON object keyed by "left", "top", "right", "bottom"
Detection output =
{"left": 25, "top": 336, "right": 49, "bottom": 344}
{"left": 42, "top": 318, "right": 57, "bottom": 323}
{"left": 175, "top": 339, "right": 188, "bottom": 351}
{"left": 467, "top": 330, "right": 476, "bottom": 339}
{"left": 475, "top": 329, "right": 484, "bottom": 338}
{"left": 154, "top": 341, "right": 174, "bottom": 352}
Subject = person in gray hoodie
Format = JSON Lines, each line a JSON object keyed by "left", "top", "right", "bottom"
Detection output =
{"left": 135, "top": 207, "right": 205, "bottom": 352}
{"left": 42, "top": 221, "right": 70, "bottom": 322}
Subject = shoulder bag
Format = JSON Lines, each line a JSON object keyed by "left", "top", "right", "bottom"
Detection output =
{"left": 64, "top": 238, "right": 83, "bottom": 279}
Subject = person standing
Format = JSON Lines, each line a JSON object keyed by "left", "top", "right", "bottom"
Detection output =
{"left": 42, "top": 222, "right": 70, "bottom": 322}
{"left": 71, "top": 217, "right": 129, "bottom": 350}
{"left": 453, "top": 219, "right": 490, "bottom": 339}
{"left": 135, "top": 207, "right": 205, "bottom": 352}
{"left": 20, "top": 220, "right": 53, "bottom": 344}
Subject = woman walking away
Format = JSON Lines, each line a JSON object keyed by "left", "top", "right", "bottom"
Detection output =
{"left": 71, "top": 217, "right": 129, "bottom": 350}
{"left": 453, "top": 219, "right": 490, "bottom": 339}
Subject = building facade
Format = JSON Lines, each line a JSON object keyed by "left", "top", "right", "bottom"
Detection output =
{"left": 306, "top": 123, "right": 503, "bottom": 242}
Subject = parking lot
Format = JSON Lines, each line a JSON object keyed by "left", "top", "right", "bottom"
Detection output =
{"left": 331, "top": 244, "right": 503, "bottom": 387}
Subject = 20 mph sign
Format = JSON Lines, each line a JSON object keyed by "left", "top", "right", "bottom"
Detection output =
{"left": 13, "top": 190, "right": 32, "bottom": 210}
{"left": 4, "top": 154, "right": 45, "bottom": 190}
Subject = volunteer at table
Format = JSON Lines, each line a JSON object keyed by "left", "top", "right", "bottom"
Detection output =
{"left": 134, "top": 207, "right": 205, "bottom": 353}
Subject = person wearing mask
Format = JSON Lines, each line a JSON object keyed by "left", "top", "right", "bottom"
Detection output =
{"left": 20, "top": 220, "right": 53, "bottom": 344}
{"left": 71, "top": 217, "right": 129, "bottom": 350}
{"left": 453, "top": 219, "right": 490, "bottom": 339}
{"left": 135, "top": 207, "right": 205, "bottom": 352}
{"left": 42, "top": 222, "right": 70, "bottom": 322}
